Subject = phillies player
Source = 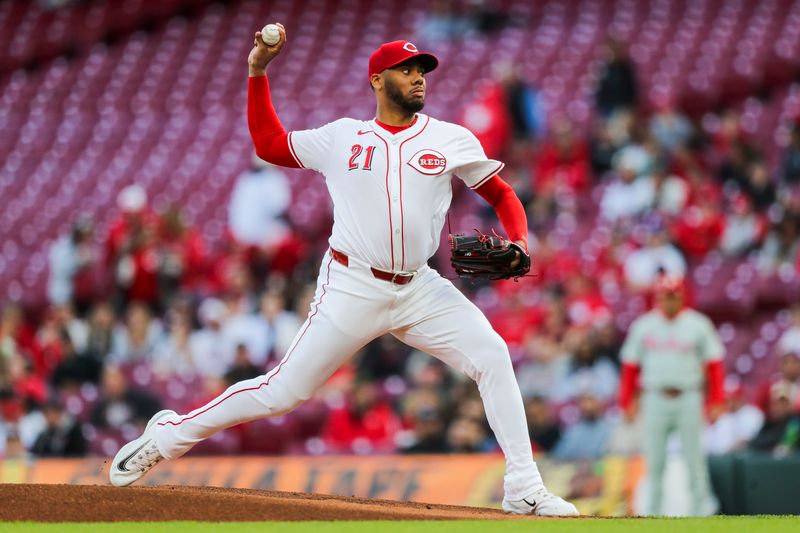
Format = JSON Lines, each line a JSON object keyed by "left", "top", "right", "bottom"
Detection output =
{"left": 110, "top": 24, "right": 578, "bottom": 517}
{"left": 619, "top": 274, "right": 725, "bottom": 515}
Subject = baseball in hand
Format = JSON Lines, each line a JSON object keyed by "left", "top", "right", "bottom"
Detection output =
{"left": 261, "top": 24, "right": 280, "bottom": 45}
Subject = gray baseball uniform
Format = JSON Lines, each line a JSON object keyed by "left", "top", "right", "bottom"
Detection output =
{"left": 621, "top": 308, "right": 724, "bottom": 515}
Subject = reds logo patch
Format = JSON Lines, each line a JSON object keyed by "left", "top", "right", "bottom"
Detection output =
{"left": 403, "top": 42, "right": 419, "bottom": 53}
{"left": 407, "top": 149, "right": 447, "bottom": 176}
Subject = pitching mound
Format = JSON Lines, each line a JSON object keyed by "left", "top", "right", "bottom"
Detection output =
{"left": 0, "top": 484, "right": 536, "bottom": 522}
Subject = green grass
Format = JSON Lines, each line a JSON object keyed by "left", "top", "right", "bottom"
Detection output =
{"left": 3, "top": 517, "right": 800, "bottom": 533}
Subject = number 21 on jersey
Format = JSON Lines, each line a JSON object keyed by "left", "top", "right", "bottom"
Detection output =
{"left": 349, "top": 145, "right": 376, "bottom": 171}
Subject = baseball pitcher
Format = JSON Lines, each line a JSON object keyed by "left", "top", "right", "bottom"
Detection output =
{"left": 109, "top": 24, "right": 577, "bottom": 516}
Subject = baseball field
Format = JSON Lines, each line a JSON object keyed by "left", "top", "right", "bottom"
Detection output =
{"left": 0, "top": 485, "right": 797, "bottom": 532}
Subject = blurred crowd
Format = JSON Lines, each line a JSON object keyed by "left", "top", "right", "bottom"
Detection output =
{"left": 2, "top": 31, "right": 800, "bottom": 461}
{"left": 456, "top": 36, "right": 800, "bottom": 461}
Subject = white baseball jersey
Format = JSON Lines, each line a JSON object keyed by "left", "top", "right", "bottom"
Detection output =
{"left": 621, "top": 308, "right": 725, "bottom": 391}
{"left": 286, "top": 114, "right": 504, "bottom": 272}
{"left": 142, "top": 112, "right": 547, "bottom": 505}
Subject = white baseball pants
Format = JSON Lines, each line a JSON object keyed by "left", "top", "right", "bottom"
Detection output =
{"left": 153, "top": 249, "right": 543, "bottom": 500}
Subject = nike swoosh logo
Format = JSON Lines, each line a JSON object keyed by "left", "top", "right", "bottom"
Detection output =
{"left": 357, "top": 130, "right": 371, "bottom": 135}
{"left": 522, "top": 498, "right": 537, "bottom": 508}
{"left": 117, "top": 441, "right": 148, "bottom": 472}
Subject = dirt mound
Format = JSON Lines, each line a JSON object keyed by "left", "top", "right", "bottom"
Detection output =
{"left": 0, "top": 484, "right": 538, "bottom": 521}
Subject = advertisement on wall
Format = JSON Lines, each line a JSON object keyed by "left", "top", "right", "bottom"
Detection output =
{"left": 0, "top": 453, "right": 649, "bottom": 516}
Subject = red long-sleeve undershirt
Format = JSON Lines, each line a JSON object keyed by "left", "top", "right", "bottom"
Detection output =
{"left": 618, "top": 359, "right": 726, "bottom": 409}
{"left": 618, "top": 362, "right": 640, "bottom": 410}
{"left": 705, "top": 359, "right": 725, "bottom": 406}
{"left": 473, "top": 176, "right": 529, "bottom": 249}
{"left": 247, "top": 75, "right": 528, "bottom": 247}
{"left": 247, "top": 75, "right": 300, "bottom": 168}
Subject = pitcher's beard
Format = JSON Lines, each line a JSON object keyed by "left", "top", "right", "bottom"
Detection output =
{"left": 385, "top": 79, "right": 425, "bottom": 114}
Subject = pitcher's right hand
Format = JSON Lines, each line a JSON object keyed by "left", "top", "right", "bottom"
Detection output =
{"left": 248, "top": 23, "right": 286, "bottom": 76}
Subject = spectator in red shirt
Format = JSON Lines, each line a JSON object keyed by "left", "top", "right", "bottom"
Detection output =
{"left": 0, "top": 303, "right": 42, "bottom": 376}
{"left": 590, "top": 232, "right": 628, "bottom": 290}
{"left": 1, "top": 355, "right": 47, "bottom": 423}
{"left": 460, "top": 81, "right": 511, "bottom": 160}
{"left": 105, "top": 185, "right": 160, "bottom": 310}
{"left": 711, "top": 109, "right": 746, "bottom": 162}
{"left": 33, "top": 316, "right": 67, "bottom": 379}
{"left": 565, "top": 272, "right": 611, "bottom": 329}
{"left": 122, "top": 228, "right": 161, "bottom": 308}
{"left": 531, "top": 235, "right": 582, "bottom": 286}
{"left": 158, "top": 206, "right": 208, "bottom": 297}
{"left": 322, "top": 381, "right": 402, "bottom": 454}
{"left": 488, "top": 293, "right": 543, "bottom": 353}
{"left": 205, "top": 232, "right": 248, "bottom": 296}
{"left": 105, "top": 185, "right": 152, "bottom": 269}
{"left": 533, "top": 118, "right": 591, "bottom": 196}
{"left": 266, "top": 228, "right": 308, "bottom": 277}
{"left": 671, "top": 183, "right": 725, "bottom": 260}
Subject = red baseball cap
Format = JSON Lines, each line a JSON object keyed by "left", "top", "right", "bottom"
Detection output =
{"left": 368, "top": 40, "right": 438, "bottom": 78}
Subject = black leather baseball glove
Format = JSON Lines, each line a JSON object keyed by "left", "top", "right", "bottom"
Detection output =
{"left": 449, "top": 230, "right": 531, "bottom": 280}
